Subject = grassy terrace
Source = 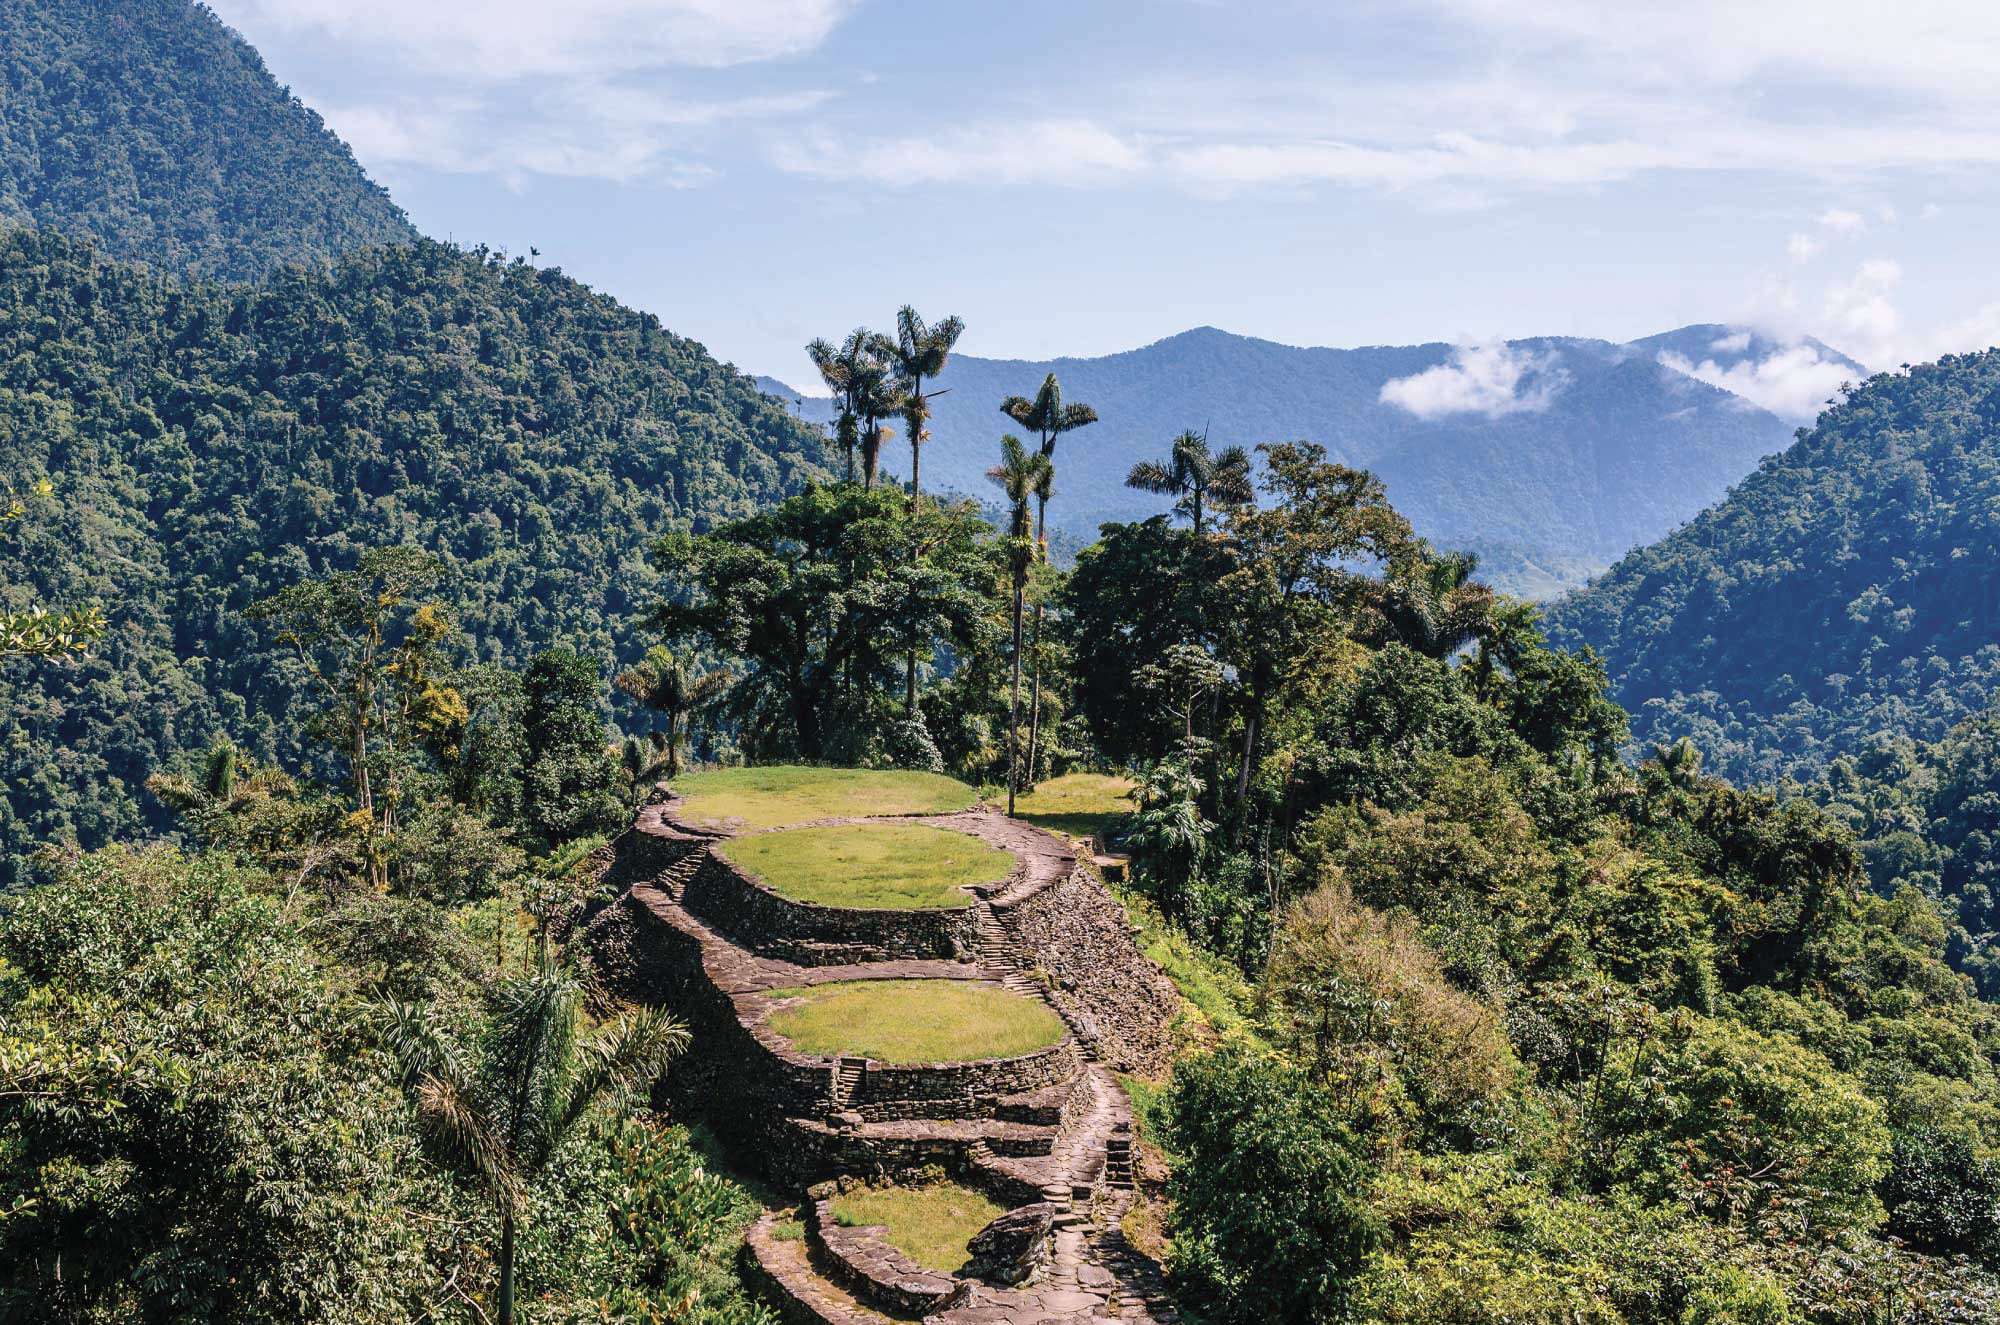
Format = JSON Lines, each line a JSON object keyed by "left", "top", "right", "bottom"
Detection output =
{"left": 717, "top": 823, "right": 1009, "bottom": 910}
{"left": 1009, "top": 772, "right": 1135, "bottom": 840}
{"left": 670, "top": 766, "right": 977, "bottom": 831}
{"left": 765, "top": 979, "right": 1067, "bottom": 1063}
{"left": 830, "top": 1181, "right": 1006, "bottom": 1273}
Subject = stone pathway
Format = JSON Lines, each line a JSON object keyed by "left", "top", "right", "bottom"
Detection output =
{"left": 601, "top": 794, "right": 1180, "bottom": 1324}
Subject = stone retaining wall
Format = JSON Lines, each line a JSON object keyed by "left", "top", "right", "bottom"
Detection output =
{"left": 996, "top": 863, "right": 1183, "bottom": 1076}
{"left": 681, "top": 851, "right": 979, "bottom": 965}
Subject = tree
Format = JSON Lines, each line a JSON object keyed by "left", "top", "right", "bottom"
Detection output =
{"left": 384, "top": 958, "right": 689, "bottom": 1325}
{"left": 0, "top": 850, "right": 450, "bottom": 1324}
{"left": 521, "top": 649, "right": 624, "bottom": 846}
{"left": 806, "top": 332, "right": 865, "bottom": 481}
{"left": 247, "top": 547, "right": 456, "bottom": 889}
{"left": 988, "top": 434, "right": 1050, "bottom": 813}
{"left": 1218, "top": 444, "right": 1416, "bottom": 804}
{"left": 1124, "top": 429, "right": 1252, "bottom": 538}
{"left": 1359, "top": 546, "right": 1495, "bottom": 660}
{"left": 614, "top": 645, "right": 728, "bottom": 780}
{"left": 878, "top": 305, "right": 965, "bottom": 498}
{"left": 0, "top": 477, "right": 105, "bottom": 661}
{"left": 1160, "top": 1043, "right": 1384, "bottom": 1325}
{"left": 1001, "top": 373, "right": 1099, "bottom": 787}
{"left": 650, "top": 484, "right": 998, "bottom": 765}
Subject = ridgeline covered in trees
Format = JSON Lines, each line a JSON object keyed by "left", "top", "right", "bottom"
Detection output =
{"left": 0, "top": 227, "right": 828, "bottom": 882}
{"left": 1546, "top": 351, "right": 2000, "bottom": 788}
{"left": 0, "top": 0, "right": 417, "bottom": 279}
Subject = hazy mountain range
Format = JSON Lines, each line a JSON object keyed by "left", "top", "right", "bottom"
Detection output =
{"left": 762, "top": 326, "right": 1864, "bottom": 597}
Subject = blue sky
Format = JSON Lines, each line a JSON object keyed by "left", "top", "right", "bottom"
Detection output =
{"left": 207, "top": 1, "right": 2000, "bottom": 410}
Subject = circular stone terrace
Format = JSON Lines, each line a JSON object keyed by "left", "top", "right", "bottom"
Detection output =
{"left": 599, "top": 766, "right": 1179, "bottom": 1322}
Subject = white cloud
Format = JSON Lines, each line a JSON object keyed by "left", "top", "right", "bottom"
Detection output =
{"left": 771, "top": 120, "right": 1147, "bottom": 187}
{"left": 1817, "top": 207, "right": 1867, "bottom": 233}
{"left": 1379, "top": 343, "right": 1569, "bottom": 419}
{"left": 209, "top": 0, "right": 854, "bottom": 78}
{"left": 323, "top": 86, "right": 830, "bottom": 183}
{"left": 1787, "top": 233, "right": 1822, "bottom": 264}
{"left": 1659, "top": 344, "right": 1854, "bottom": 421}
{"left": 206, "top": 1, "right": 852, "bottom": 185}
{"left": 1825, "top": 258, "right": 1905, "bottom": 359}
{"left": 1708, "top": 331, "right": 1752, "bottom": 354}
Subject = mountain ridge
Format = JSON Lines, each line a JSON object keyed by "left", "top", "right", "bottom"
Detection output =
{"left": 760, "top": 322, "right": 1846, "bottom": 596}
{"left": 0, "top": 0, "right": 417, "bottom": 279}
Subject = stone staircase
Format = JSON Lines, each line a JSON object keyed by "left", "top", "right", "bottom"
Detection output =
{"left": 829, "top": 1057, "right": 866, "bottom": 1112}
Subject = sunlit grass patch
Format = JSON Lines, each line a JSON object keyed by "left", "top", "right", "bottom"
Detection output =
{"left": 765, "top": 978, "right": 1067, "bottom": 1063}
{"left": 718, "top": 823, "right": 1007, "bottom": 910}
{"left": 1010, "top": 772, "right": 1136, "bottom": 840}
{"left": 830, "top": 1181, "right": 1006, "bottom": 1273}
{"left": 671, "top": 766, "right": 976, "bottom": 831}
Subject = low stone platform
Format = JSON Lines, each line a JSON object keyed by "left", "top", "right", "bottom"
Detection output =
{"left": 586, "top": 783, "right": 1184, "bottom": 1324}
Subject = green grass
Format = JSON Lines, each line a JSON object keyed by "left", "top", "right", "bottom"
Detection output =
{"left": 830, "top": 1182, "right": 1006, "bottom": 1273}
{"left": 1112, "top": 883, "right": 1259, "bottom": 1043}
{"left": 671, "top": 766, "right": 977, "bottom": 831}
{"left": 1010, "top": 773, "right": 1136, "bottom": 841}
{"left": 766, "top": 979, "right": 1068, "bottom": 1063}
{"left": 717, "top": 823, "right": 1008, "bottom": 910}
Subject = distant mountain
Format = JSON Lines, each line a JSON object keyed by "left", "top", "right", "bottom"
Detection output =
{"left": 1543, "top": 350, "right": 2000, "bottom": 786}
{"left": 763, "top": 324, "right": 1838, "bottom": 597}
{"left": 0, "top": 0, "right": 416, "bottom": 279}
{"left": 0, "top": 230, "right": 828, "bottom": 882}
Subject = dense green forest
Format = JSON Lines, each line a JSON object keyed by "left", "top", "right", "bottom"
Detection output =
{"left": 8, "top": 293, "right": 2000, "bottom": 1316}
{"left": 0, "top": 0, "right": 417, "bottom": 279}
{"left": 1545, "top": 351, "right": 2000, "bottom": 787}
{"left": 0, "top": 227, "right": 829, "bottom": 884}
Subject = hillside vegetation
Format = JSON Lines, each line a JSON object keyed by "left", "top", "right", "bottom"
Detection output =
{"left": 1545, "top": 350, "right": 2000, "bottom": 786}
{"left": 0, "top": 228, "right": 827, "bottom": 881}
{"left": 0, "top": 0, "right": 416, "bottom": 278}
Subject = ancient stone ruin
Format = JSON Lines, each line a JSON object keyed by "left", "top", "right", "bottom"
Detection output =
{"left": 582, "top": 784, "right": 1185, "bottom": 1324}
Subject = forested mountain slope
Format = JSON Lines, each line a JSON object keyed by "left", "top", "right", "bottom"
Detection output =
{"left": 0, "top": 229, "right": 828, "bottom": 880}
{"left": 1544, "top": 351, "right": 2000, "bottom": 786}
{"left": 764, "top": 325, "right": 1832, "bottom": 596}
{"left": 0, "top": 0, "right": 416, "bottom": 278}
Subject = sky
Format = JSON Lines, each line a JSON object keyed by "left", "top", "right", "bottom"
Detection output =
{"left": 205, "top": 0, "right": 2000, "bottom": 411}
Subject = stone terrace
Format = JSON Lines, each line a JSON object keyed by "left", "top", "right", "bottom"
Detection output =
{"left": 583, "top": 783, "right": 1183, "bottom": 1324}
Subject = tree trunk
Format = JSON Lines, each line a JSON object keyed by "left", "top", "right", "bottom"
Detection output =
{"left": 1007, "top": 584, "right": 1024, "bottom": 816}
{"left": 499, "top": 1209, "right": 516, "bottom": 1325}
{"left": 1024, "top": 605, "right": 1046, "bottom": 789}
{"left": 1235, "top": 706, "right": 1259, "bottom": 806}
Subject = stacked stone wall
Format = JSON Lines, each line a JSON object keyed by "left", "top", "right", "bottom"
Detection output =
{"left": 680, "top": 852, "right": 978, "bottom": 964}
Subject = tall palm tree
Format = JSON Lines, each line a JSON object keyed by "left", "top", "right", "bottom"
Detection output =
{"left": 614, "top": 645, "right": 727, "bottom": 778}
{"left": 806, "top": 330, "right": 868, "bottom": 481}
{"left": 989, "top": 434, "right": 1051, "bottom": 815}
{"left": 385, "top": 960, "right": 688, "bottom": 1325}
{"left": 878, "top": 305, "right": 964, "bottom": 497}
{"left": 854, "top": 351, "right": 904, "bottom": 492}
{"left": 875, "top": 306, "right": 963, "bottom": 720}
{"left": 999, "top": 374, "right": 1098, "bottom": 790}
{"left": 1000, "top": 373, "right": 1099, "bottom": 543}
{"left": 1124, "top": 429, "right": 1254, "bottom": 537}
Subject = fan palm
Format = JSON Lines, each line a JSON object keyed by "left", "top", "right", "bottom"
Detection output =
{"left": 1124, "top": 429, "right": 1253, "bottom": 537}
{"left": 1366, "top": 549, "right": 1495, "bottom": 659}
{"left": 613, "top": 645, "right": 728, "bottom": 778}
{"left": 999, "top": 374, "right": 1098, "bottom": 789}
{"left": 385, "top": 959, "right": 689, "bottom": 1325}
{"left": 877, "top": 305, "right": 964, "bottom": 497}
{"left": 989, "top": 434, "right": 1051, "bottom": 814}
